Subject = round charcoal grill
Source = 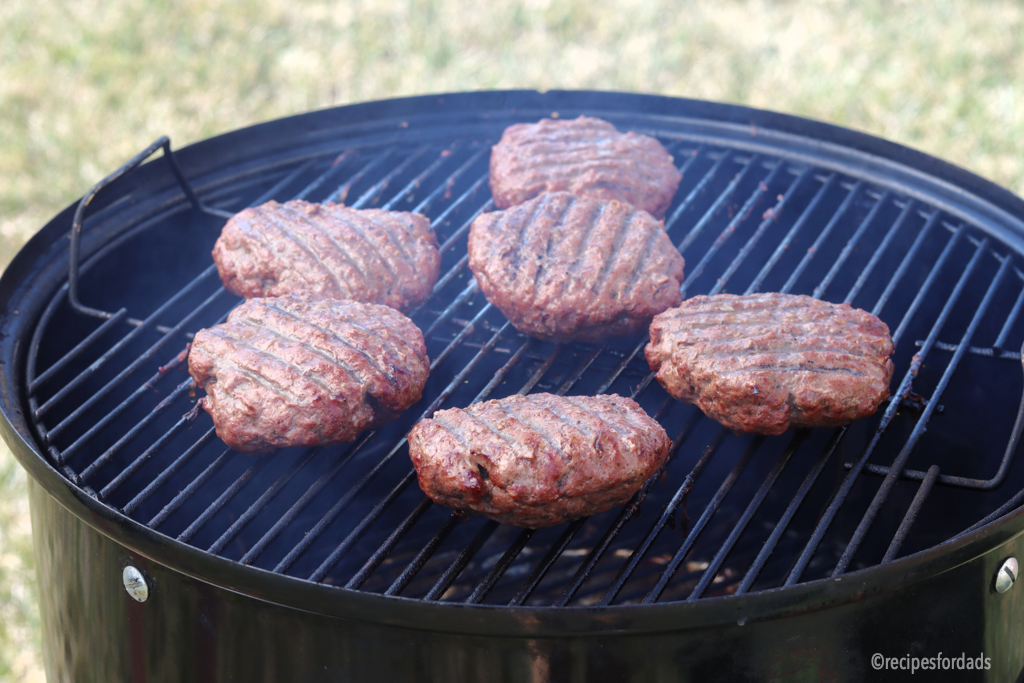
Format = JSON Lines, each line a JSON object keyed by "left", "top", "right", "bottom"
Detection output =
{"left": 4, "top": 91, "right": 1024, "bottom": 681}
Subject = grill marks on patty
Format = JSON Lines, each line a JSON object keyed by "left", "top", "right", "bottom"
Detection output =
{"left": 645, "top": 293, "right": 894, "bottom": 435}
{"left": 228, "top": 300, "right": 411, "bottom": 398}
{"left": 188, "top": 296, "right": 429, "bottom": 454}
{"left": 212, "top": 200, "right": 440, "bottom": 311}
{"left": 408, "top": 393, "right": 671, "bottom": 528}
{"left": 489, "top": 116, "right": 682, "bottom": 218}
{"left": 468, "top": 192, "right": 685, "bottom": 343}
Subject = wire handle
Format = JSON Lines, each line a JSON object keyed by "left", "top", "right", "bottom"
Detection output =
{"left": 68, "top": 136, "right": 230, "bottom": 319}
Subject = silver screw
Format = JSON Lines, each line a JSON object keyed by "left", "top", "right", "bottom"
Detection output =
{"left": 995, "top": 557, "right": 1018, "bottom": 594}
{"left": 122, "top": 566, "right": 150, "bottom": 602}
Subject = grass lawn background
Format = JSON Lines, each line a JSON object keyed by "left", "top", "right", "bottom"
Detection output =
{"left": 2, "top": 1, "right": 1022, "bottom": 679}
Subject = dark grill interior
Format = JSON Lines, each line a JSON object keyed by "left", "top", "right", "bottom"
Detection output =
{"left": 22, "top": 108, "right": 1024, "bottom": 608}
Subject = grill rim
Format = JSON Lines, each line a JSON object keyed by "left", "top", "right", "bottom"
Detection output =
{"left": 5, "top": 89, "right": 1024, "bottom": 634}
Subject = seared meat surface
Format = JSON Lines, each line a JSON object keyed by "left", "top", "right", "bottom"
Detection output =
{"left": 468, "top": 192, "right": 685, "bottom": 343}
{"left": 212, "top": 199, "right": 440, "bottom": 311}
{"left": 408, "top": 393, "right": 671, "bottom": 528}
{"left": 489, "top": 116, "right": 682, "bottom": 218}
{"left": 189, "top": 295, "right": 429, "bottom": 453}
{"left": 645, "top": 293, "right": 894, "bottom": 435}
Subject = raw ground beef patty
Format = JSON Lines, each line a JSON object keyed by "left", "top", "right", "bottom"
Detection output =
{"left": 408, "top": 393, "right": 671, "bottom": 528}
{"left": 189, "top": 295, "right": 430, "bottom": 453}
{"left": 645, "top": 293, "right": 894, "bottom": 435}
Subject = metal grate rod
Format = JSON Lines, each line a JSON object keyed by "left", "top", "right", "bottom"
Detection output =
{"left": 958, "top": 475, "right": 1024, "bottom": 537}
{"left": 249, "top": 158, "right": 320, "bottom": 207}
{"left": 687, "top": 432, "right": 807, "bottom": 600}
{"left": 855, "top": 336, "right": 1024, "bottom": 489}
{"left": 122, "top": 427, "right": 217, "bottom": 516}
{"left": 362, "top": 347, "right": 564, "bottom": 593}
{"left": 594, "top": 340, "right": 647, "bottom": 395}
{"left": 423, "top": 173, "right": 490, "bottom": 248}
{"left": 889, "top": 225, "right": 968, "bottom": 345}
{"left": 842, "top": 199, "right": 918, "bottom": 305}
{"left": 680, "top": 162, "right": 784, "bottom": 297}
{"left": 709, "top": 169, "right": 813, "bottom": 296}
{"left": 381, "top": 144, "right": 465, "bottom": 211}
{"left": 812, "top": 190, "right": 891, "bottom": 300}
{"left": 251, "top": 326, "right": 529, "bottom": 570}
{"left": 28, "top": 309, "right": 129, "bottom": 394}
{"left": 424, "top": 520, "right": 501, "bottom": 601}
{"left": 411, "top": 146, "right": 489, "bottom": 216}
{"left": 551, "top": 399, "right": 680, "bottom": 607}
{"left": 658, "top": 148, "right": 719, "bottom": 238}
{"left": 745, "top": 174, "right": 838, "bottom": 295}
{"left": 832, "top": 247, "right": 1008, "bottom": 575}
{"left": 35, "top": 264, "right": 220, "bottom": 421}
{"left": 385, "top": 515, "right": 468, "bottom": 597}
{"left": 780, "top": 182, "right": 864, "bottom": 295}
{"left": 240, "top": 439, "right": 381, "bottom": 565}
{"left": 734, "top": 428, "right": 842, "bottom": 595}
{"left": 207, "top": 448, "right": 325, "bottom": 555}
{"left": 672, "top": 152, "right": 743, "bottom": 255}
{"left": 56, "top": 344, "right": 192, "bottom": 464}
{"left": 148, "top": 447, "right": 233, "bottom": 528}
{"left": 438, "top": 197, "right": 493, "bottom": 254}
{"left": 47, "top": 285, "right": 228, "bottom": 449}
{"left": 465, "top": 528, "right": 537, "bottom": 604}
{"left": 994, "top": 276, "right": 1024, "bottom": 352}
{"left": 174, "top": 452, "right": 274, "bottom": 540}
{"left": 307, "top": 470, "right": 418, "bottom": 582}
{"left": 345, "top": 497, "right": 435, "bottom": 590}
{"left": 508, "top": 519, "right": 587, "bottom": 606}
{"left": 349, "top": 145, "right": 433, "bottom": 209}
{"left": 672, "top": 145, "right": 706, "bottom": 178}
{"left": 643, "top": 430, "right": 759, "bottom": 603}
{"left": 85, "top": 377, "right": 194, "bottom": 489}
{"left": 556, "top": 346, "right": 604, "bottom": 394}
{"left": 512, "top": 388, "right": 666, "bottom": 604}
{"left": 429, "top": 253, "right": 470, "bottom": 297}
{"left": 881, "top": 465, "right": 941, "bottom": 563}
{"left": 444, "top": 348, "right": 625, "bottom": 604}
{"left": 423, "top": 283, "right": 481, "bottom": 338}
{"left": 294, "top": 152, "right": 359, "bottom": 200}
{"left": 45, "top": 285, "right": 229, "bottom": 444}
{"left": 324, "top": 150, "right": 398, "bottom": 204}
{"left": 870, "top": 212, "right": 942, "bottom": 319}
{"left": 596, "top": 409, "right": 707, "bottom": 606}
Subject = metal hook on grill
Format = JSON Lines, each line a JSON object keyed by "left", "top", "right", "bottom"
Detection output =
{"left": 67, "top": 136, "right": 231, "bottom": 319}
{"left": 851, "top": 335, "right": 1024, "bottom": 491}
{"left": 954, "top": 338, "right": 1024, "bottom": 537}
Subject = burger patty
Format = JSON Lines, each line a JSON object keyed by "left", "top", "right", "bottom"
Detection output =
{"left": 645, "top": 293, "right": 895, "bottom": 435}
{"left": 408, "top": 393, "right": 671, "bottom": 528}
{"left": 212, "top": 199, "right": 440, "bottom": 311}
{"left": 188, "top": 295, "right": 430, "bottom": 454}
{"left": 468, "top": 192, "right": 685, "bottom": 343}
{"left": 489, "top": 115, "right": 682, "bottom": 218}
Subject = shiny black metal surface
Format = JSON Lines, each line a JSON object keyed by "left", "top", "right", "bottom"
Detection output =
{"left": 28, "top": 478, "right": 1024, "bottom": 682}
{"left": 5, "top": 90, "right": 1024, "bottom": 681}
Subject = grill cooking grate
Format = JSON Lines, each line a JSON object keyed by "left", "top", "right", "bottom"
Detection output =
{"left": 22, "top": 108, "right": 1024, "bottom": 606}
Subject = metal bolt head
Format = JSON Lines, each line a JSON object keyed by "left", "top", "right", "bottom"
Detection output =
{"left": 995, "top": 557, "right": 1018, "bottom": 594}
{"left": 122, "top": 566, "right": 149, "bottom": 602}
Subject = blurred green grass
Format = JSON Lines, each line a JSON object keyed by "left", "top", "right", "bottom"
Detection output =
{"left": 1, "top": 1, "right": 1022, "bottom": 679}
